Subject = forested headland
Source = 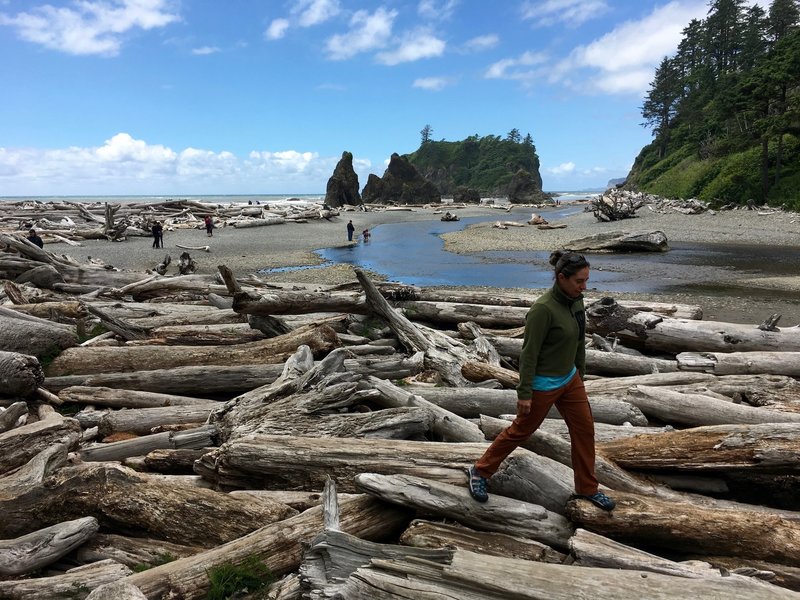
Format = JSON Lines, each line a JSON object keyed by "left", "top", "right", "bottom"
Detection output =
{"left": 627, "top": 0, "right": 800, "bottom": 209}
{"left": 404, "top": 126, "right": 543, "bottom": 198}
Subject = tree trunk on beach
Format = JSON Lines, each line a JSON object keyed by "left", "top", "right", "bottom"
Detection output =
{"left": 0, "top": 351, "right": 44, "bottom": 397}
{"left": 0, "top": 462, "right": 297, "bottom": 547}
{"left": 45, "top": 323, "right": 340, "bottom": 376}
{"left": 586, "top": 298, "right": 800, "bottom": 353}
{"left": 565, "top": 491, "right": 800, "bottom": 567}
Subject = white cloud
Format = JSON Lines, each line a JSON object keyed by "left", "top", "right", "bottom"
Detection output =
{"left": 191, "top": 45, "right": 219, "bottom": 55}
{"left": 295, "top": 0, "right": 340, "bottom": 27}
{"left": 0, "top": 0, "right": 180, "bottom": 56}
{"left": 521, "top": 0, "right": 609, "bottom": 28}
{"left": 484, "top": 51, "right": 548, "bottom": 81}
{"left": 376, "top": 28, "right": 445, "bottom": 65}
{"left": 548, "top": 162, "right": 576, "bottom": 175}
{"left": 265, "top": 18, "right": 290, "bottom": 40}
{"left": 556, "top": 0, "right": 708, "bottom": 94}
{"left": 461, "top": 34, "right": 498, "bottom": 53}
{"left": 418, "top": 0, "right": 459, "bottom": 20}
{"left": 413, "top": 76, "right": 449, "bottom": 90}
{"left": 0, "top": 133, "right": 372, "bottom": 195}
{"left": 325, "top": 7, "right": 396, "bottom": 60}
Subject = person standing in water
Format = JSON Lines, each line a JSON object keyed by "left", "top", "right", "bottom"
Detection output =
{"left": 467, "top": 250, "right": 615, "bottom": 511}
{"left": 346, "top": 220, "right": 355, "bottom": 242}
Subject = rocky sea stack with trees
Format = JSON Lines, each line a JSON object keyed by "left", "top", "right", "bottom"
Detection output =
{"left": 629, "top": 0, "right": 800, "bottom": 209}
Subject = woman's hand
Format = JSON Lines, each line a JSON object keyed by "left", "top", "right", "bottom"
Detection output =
{"left": 516, "top": 398, "right": 532, "bottom": 417}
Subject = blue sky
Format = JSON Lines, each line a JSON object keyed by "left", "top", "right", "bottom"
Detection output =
{"left": 0, "top": 0, "right": 768, "bottom": 196}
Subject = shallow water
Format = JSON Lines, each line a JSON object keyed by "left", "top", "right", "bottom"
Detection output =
{"left": 307, "top": 211, "right": 800, "bottom": 302}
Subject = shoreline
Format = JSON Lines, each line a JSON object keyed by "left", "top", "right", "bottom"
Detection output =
{"left": 43, "top": 203, "right": 800, "bottom": 325}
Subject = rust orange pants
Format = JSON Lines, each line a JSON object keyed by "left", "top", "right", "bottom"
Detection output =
{"left": 474, "top": 372, "right": 598, "bottom": 495}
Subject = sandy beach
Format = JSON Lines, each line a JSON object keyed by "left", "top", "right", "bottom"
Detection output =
{"left": 53, "top": 202, "right": 800, "bottom": 325}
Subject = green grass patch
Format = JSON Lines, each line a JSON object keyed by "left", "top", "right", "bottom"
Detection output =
{"left": 206, "top": 556, "right": 275, "bottom": 600}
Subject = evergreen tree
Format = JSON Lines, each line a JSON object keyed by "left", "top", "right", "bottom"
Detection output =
{"left": 739, "top": 5, "right": 768, "bottom": 70}
{"left": 506, "top": 128, "right": 521, "bottom": 143}
{"left": 641, "top": 57, "right": 682, "bottom": 157}
{"left": 420, "top": 124, "right": 433, "bottom": 145}
{"left": 768, "top": 0, "right": 800, "bottom": 44}
{"left": 705, "top": 0, "right": 746, "bottom": 74}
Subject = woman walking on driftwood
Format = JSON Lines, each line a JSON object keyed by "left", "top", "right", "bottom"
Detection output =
{"left": 468, "top": 251, "right": 616, "bottom": 511}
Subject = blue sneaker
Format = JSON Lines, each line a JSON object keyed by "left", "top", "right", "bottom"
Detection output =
{"left": 467, "top": 465, "right": 489, "bottom": 503}
{"left": 576, "top": 491, "right": 616, "bottom": 511}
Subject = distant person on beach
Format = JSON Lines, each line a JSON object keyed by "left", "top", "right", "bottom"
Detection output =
{"left": 347, "top": 220, "right": 355, "bottom": 241}
{"left": 204, "top": 215, "right": 214, "bottom": 237}
{"left": 362, "top": 228, "right": 371, "bottom": 242}
{"left": 27, "top": 229, "right": 44, "bottom": 248}
{"left": 151, "top": 221, "right": 163, "bottom": 249}
{"left": 466, "top": 251, "right": 615, "bottom": 512}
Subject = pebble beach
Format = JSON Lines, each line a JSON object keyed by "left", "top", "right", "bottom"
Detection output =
{"left": 49, "top": 202, "right": 800, "bottom": 325}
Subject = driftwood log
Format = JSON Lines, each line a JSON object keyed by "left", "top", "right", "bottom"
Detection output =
{"left": 0, "top": 516, "right": 99, "bottom": 576}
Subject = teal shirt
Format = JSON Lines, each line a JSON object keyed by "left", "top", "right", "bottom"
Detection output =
{"left": 516, "top": 283, "right": 586, "bottom": 400}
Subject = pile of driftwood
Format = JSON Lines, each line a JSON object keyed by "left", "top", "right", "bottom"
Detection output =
{"left": 2, "top": 231, "right": 800, "bottom": 599}
{"left": 590, "top": 189, "right": 652, "bottom": 222}
{"left": 648, "top": 197, "right": 710, "bottom": 215}
{"left": 0, "top": 199, "right": 342, "bottom": 246}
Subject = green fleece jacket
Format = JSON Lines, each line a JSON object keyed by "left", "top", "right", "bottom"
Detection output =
{"left": 515, "top": 283, "right": 586, "bottom": 400}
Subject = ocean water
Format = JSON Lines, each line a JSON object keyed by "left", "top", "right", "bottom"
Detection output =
{"left": 0, "top": 194, "right": 325, "bottom": 206}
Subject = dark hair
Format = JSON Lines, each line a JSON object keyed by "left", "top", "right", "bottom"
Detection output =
{"left": 549, "top": 250, "right": 590, "bottom": 279}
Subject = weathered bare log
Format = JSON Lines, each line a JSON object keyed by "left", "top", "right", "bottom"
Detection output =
{"left": 421, "top": 288, "right": 703, "bottom": 319}
{"left": 0, "top": 414, "right": 80, "bottom": 475}
{"left": 569, "top": 528, "right": 777, "bottom": 582}
{"left": 0, "top": 310, "right": 78, "bottom": 358}
{"left": 147, "top": 322, "right": 265, "bottom": 345}
{"left": 0, "top": 559, "right": 132, "bottom": 600}
{"left": 355, "top": 472, "right": 573, "bottom": 550}
{"left": 583, "top": 371, "right": 716, "bottom": 396}
{"left": 195, "top": 434, "right": 576, "bottom": 514}
{"left": 624, "top": 385, "right": 800, "bottom": 425}
{"left": 462, "top": 360, "right": 520, "bottom": 387}
{"left": 0, "top": 517, "right": 99, "bottom": 576}
{"left": 338, "top": 547, "right": 794, "bottom": 599}
{"left": 6, "top": 300, "right": 86, "bottom": 319}
{"left": 90, "top": 301, "right": 245, "bottom": 328}
{"left": 58, "top": 386, "right": 217, "bottom": 408}
{"left": 75, "top": 533, "right": 200, "bottom": 569}
{"left": 233, "top": 288, "right": 367, "bottom": 315}
{"left": 677, "top": 351, "right": 800, "bottom": 377}
{"left": 0, "top": 443, "right": 68, "bottom": 497}
{"left": 587, "top": 297, "right": 800, "bottom": 353}
{"left": 598, "top": 423, "right": 800, "bottom": 474}
{"left": 45, "top": 323, "right": 340, "bottom": 376}
{"left": 566, "top": 230, "right": 669, "bottom": 252}
{"left": 77, "top": 424, "right": 217, "bottom": 462}
{"left": 404, "top": 383, "right": 648, "bottom": 426}
{"left": 96, "top": 404, "right": 217, "bottom": 437}
{"left": 0, "top": 401, "right": 28, "bottom": 433}
{"left": 45, "top": 364, "right": 285, "bottom": 395}
{"left": 0, "top": 462, "right": 297, "bottom": 546}
{"left": 565, "top": 491, "right": 800, "bottom": 567}
{"left": 124, "top": 495, "right": 410, "bottom": 600}
{"left": 194, "top": 434, "right": 480, "bottom": 491}
{"left": 399, "top": 519, "right": 566, "bottom": 563}
{"left": 470, "top": 335, "right": 677, "bottom": 375}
